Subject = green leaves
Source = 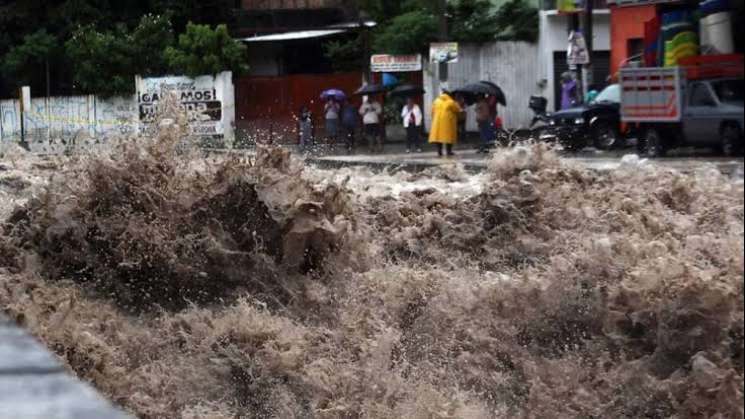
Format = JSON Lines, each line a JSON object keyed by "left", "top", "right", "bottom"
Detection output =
{"left": 131, "top": 14, "right": 175, "bottom": 76}
{"left": 494, "top": 0, "right": 540, "bottom": 43}
{"left": 2, "top": 29, "right": 57, "bottom": 88}
{"left": 351, "top": 0, "right": 538, "bottom": 60}
{"left": 0, "top": 1, "right": 244, "bottom": 97}
{"left": 164, "top": 23, "right": 248, "bottom": 78}
{"left": 324, "top": 35, "right": 367, "bottom": 72}
{"left": 372, "top": 10, "right": 439, "bottom": 55}
{"left": 63, "top": 19, "right": 246, "bottom": 97}
{"left": 65, "top": 24, "right": 135, "bottom": 97}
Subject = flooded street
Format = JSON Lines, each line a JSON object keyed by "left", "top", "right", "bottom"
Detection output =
{"left": 1, "top": 136, "right": 743, "bottom": 418}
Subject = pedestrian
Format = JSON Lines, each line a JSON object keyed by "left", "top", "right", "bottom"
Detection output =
{"left": 560, "top": 71, "right": 579, "bottom": 110}
{"left": 340, "top": 99, "right": 358, "bottom": 154}
{"left": 455, "top": 93, "right": 467, "bottom": 144}
{"left": 298, "top": 106, "right": 314, "bottom": 152}
{"left": 429, "top": 89, "right": 462, "bottom": 157}
{"left": 324, "top": 98, "right": 340, "bottom": 150}
{"left": 476, "top": 96, "right": 496, "bottom": 153}
{"left": 359, "top": 95, "right": 383, "bottom": 153}
{"left": 401, "top": 97, "right": 423, "bottom": 153}
{"left": 585, "top": 84, "right": 600, "bottom": 104}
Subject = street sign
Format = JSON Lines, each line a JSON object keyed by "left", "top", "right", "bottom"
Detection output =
{"left": 370, "top": 55, "right": 423, "bottom": 73}
{"left": 567, "top": 31, "right": 590, "bottom": 66}
{"left": 430, "top": 43, "right": 459, "bottom": 64}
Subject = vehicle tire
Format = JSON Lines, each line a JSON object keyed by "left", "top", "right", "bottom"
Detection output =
{"left": 721, "top": 124, "right": 742, "bottom": 157}
{"left": 644, "top": 127, "right": 666, "bottom": 158}
{"left": 592, "top": 120, "right": 620, "bottom": 150}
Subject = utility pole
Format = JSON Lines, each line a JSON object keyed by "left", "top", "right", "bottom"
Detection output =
{"left": 360, "top": 14, "right": 371, "bottom": 84}
{"left": 438, "top": 0, "right": 448, "bottom": 84}
{"left": 568, "top": 12, "right": 582, "bottom": 101}
{"left": 582, "top": 0, "right": 594, "bottom": 100}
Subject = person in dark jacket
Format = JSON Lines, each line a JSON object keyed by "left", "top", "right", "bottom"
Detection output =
{"left": 340, "top": 100, "right": 358, "bottom": 153}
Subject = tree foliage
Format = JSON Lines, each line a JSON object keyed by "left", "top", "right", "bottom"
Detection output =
{"left": 448, "top": 0, "right": 501, "bottom": 44}
{"left": 1, "top": 30, "right": 57, "bottom": 89}
{"left": 372, "top": 10, "right": 438, "bottom": 55}
{"left": 355, "top": 0, "right": 539, "bottom": 59}
{"left": 65, "top": 25, "right": 136, "bottom": 97}
{"left": 131, "top": 14, "right": 175, "bottom": 76}
{"left": 164, "top": 23, "right": 248, "bottom": 78}
{"left": 323, "top": 35, "right": 367, "bottom": 73}
{"left": 494, "top": 0, "right": 540, "bottom": 43}
{"left": 0, "top": 0, "right": 243, "bottom": 97}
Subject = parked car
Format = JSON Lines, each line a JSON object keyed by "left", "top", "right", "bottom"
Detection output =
{"left": 543, "top": 84, "right": 627, "bottom": 150}
{"left": 620, "top": 60, "right": 744, "bottom": 158}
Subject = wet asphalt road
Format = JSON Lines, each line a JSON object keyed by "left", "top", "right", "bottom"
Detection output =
{"left": 308, "top": 144, "right": 744, "bottom": 179}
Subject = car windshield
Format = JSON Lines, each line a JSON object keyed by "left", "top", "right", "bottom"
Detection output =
{"left": 712, "top": 79, "right": 744, "bottom": 103}
{"left": 591, "top": 84, "right": 620, "bottom": 104}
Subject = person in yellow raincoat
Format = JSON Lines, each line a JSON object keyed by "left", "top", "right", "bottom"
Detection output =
{"left": 428, "top": 90, "right": 463, "bottom": 157}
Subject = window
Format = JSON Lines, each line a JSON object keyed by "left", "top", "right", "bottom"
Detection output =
{"left": 689, "top": 83, "right": 716, "bottom": 106}
{"left": 627, "top": 38, "right": 645, "bottom": 62}
{"left": 712, "top": 79, "right": 744, "bottom": 103}
{"left": 592, "top": 84, "right": 620, "bottom": 104}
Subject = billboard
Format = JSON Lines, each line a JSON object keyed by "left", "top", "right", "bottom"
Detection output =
{"left": 371, "top": 55, "right": 423, "bottom": 72}
{"left": 430, "top": 43, "right": 459, "bottom": 64}
{"left": 135, "top": 72, "right": 235, "bottom": 138}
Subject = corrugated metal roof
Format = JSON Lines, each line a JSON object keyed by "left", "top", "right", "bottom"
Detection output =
{"left": 241, "top": 29, "right": 346, "bottom": 42}
{"left": 240, "top": 21, "right": 376, "bottom": 43}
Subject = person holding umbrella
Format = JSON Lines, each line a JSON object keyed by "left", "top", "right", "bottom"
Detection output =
{"left": 324, "top": 98, "right": 341, "bottom": 150}
{"left": 359, "top": 93, "right": 383, "bottom": 153}
{"left": 429, "top": 87, "right": 462, "bottom": 157}
{"left": 401, "top": 97, "right": 423, "bottom": 153}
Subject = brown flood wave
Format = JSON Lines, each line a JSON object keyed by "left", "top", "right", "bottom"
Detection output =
{"left": 0, "top": 125, "right": 743, "bottom": 418}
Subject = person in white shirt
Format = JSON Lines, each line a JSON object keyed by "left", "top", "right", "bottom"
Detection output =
{"left": 401, "top": 97, "right": 423, "bottom": 153}
{"left": 324, "top": 99, "right": 340, "bottom": 149}
{"left": 359, "top": 96, "right": 383, "bottom": 153}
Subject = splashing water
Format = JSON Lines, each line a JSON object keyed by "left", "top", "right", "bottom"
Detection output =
{"left": 1, "top": 114, "right": 743, "bottom": 419}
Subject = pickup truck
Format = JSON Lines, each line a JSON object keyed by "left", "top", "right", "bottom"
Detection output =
{"left": 620, "top": 61, "right": 744, "bottom": 157}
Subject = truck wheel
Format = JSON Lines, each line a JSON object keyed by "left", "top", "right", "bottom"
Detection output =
{"left": 721, "top": 124, "right": 742, "bottom": 157}
{"left": 644, "top": 128, "right": 665, "bottom": 158}
{"left": 592, "top": 121, "right": 620, "bottom": 150}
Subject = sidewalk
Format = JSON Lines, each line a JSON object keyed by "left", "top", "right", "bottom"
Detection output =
{"left": 309, "top": 144, "right": 490, "bottom": 172}
{"left": 0, "top": 314, "right": 132, "bottom": 419}
{"left": 307, "top": 143, "right": 745, "bottom": 178}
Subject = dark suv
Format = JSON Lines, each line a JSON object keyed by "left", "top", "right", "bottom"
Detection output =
{"left": 545, "top": 84, "right": 625, "bottom": 150}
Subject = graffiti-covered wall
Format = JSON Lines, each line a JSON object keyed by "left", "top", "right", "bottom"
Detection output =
{"left": 0, "top": 95, "right": 138, "bottom": 144}
{"left": 0, "top": 72, "right": 234, "bottom": 146}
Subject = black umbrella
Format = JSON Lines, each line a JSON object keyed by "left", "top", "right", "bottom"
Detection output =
{"left": 354, "top": 84, "right": 386, "bottom": 96}
{"left": 478, "top": 81, "right": 507, "bottom": 106}
{"left": 390, "top": 84, "right": 426, "bottom": 97}
{"left": 453, "top": 82, "right": 507, "bottom": 106}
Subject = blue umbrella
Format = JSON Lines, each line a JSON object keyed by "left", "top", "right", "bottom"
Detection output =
{"left": 321, "top": 89, "right": 346, "bottom": 101}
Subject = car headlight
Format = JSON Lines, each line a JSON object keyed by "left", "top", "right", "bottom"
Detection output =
{"left": 574, "top": 117, "right": 586, "bottom": 125}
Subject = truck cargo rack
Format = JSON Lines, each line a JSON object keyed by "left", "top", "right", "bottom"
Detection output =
{"left": 620, "top": 66, "right": 684, "bottom": 123}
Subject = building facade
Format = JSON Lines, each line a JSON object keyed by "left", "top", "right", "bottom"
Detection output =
{"left": 232, "top": 0, "right": 367, "bottom": 143}
{"left": 537, "top": 0, "right": 613, "bottom": 112}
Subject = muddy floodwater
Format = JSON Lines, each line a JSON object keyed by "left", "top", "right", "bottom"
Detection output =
{"left": 1, "top": 127, "right": 743, "bottom": 418}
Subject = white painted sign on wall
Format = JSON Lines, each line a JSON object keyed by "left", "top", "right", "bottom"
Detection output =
{"left": 135, "top": 72, "right": 235, "bottom": 139}
{"left": 371, "top": 55, "right": 423, "bottom": 73}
